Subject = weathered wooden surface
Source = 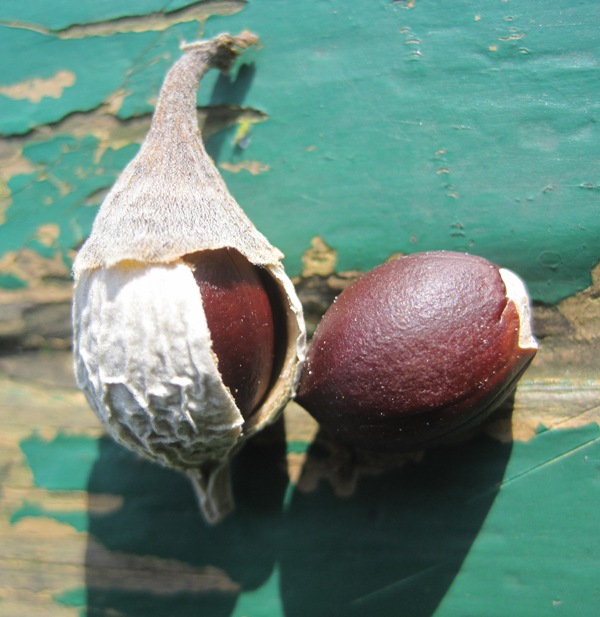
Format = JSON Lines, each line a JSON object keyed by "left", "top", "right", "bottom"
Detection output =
{"left": 1, "top": 0, "right": 599, "bottom": 615}
{"left": 1, "top": 0, "right": 599, "bottom": 304}
{"left": 1, "top": 299, "right": 599, "bottom": 616}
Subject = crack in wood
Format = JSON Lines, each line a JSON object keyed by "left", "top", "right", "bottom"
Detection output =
{"left": 0, "top": 1, "right": 246, "bottom": 39}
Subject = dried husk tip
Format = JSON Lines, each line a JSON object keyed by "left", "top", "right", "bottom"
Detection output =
{"left": 72, "top": 32, "right": 306, "bottom": 524}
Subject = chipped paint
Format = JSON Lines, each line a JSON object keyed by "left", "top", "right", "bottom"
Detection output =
{"left": 2, "top": 349, "right": 600, "bottom": 616}
{"left": 0, "top": 248, "right": 70, "bottom": 289}
{"left": 557, "top": 262, "right": 600, "bottom": 343}
{"left": 1, "top": 0, "right": 245, "bottom": 39}
{"left": 219, "top": 159, "right": 270, "bottom": 175}
{"left": 0, "top": 1, "right": 597, "bottom": 304}
{"left": 0, "top": 70, "right": 75, "bottom": 103}
{"left": 0, "top": 1, "right": 599, "bottom": 614}
{"left": 300, "top": 236, "right": 337, "bottom": 278}
{"left": 0, "top": 101, "right": 268, "bottom": 294}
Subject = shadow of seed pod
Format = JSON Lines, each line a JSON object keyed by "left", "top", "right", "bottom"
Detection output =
{"left": 85, "top": 418, "right": 289, "bottom": 616}
{"left": 72, "top": 32, "right": 306, "bottom": 524}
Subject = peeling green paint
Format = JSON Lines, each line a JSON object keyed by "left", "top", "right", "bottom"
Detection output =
{"left": 1, "top": 135, "right": 137, "bottom": 262}
{"left": 13, "top": 419, "right": 600, "bottom": 615}
{"left": 0, "top": 23, "right": 204, "bottom": 134}
{"left": 53, "top": 586, "right": 86, "bottom": 608}
{"left": 79, "top": 426, "right": 600, "bottom": 616}
{"left": 1, "top": 6, "right": 598, "bottom": 616}
{"left": 0, "top": 0, "right": 243, "bottom": 40}
{"left": 20, "top": 432, "right": 99, "bottom": 490}
{"left": 199, "top": 0, "right": 600, "bottom": 303}
{"left": 10, "top": 501, "right": 87, "bottom": 531}
{"left": 1, "top": 0, "right": 598, "bottom": 303}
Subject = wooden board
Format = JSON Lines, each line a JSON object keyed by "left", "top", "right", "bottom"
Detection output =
{"left": 0, "top": 1, "right": 599, "bottom": 616}
{"left": 1, "top": 338, "right": 599, "bottom": 616}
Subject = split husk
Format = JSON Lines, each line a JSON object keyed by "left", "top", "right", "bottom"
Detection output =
{"left": 72, "top": 32, "right": 306, "bottom": 524}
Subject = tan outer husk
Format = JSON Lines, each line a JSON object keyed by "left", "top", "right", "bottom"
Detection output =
{"left": 71, "top": 32, "right": 306, "bottom": 523}
{"left": 73, "top": 32, "right": 280, "bottom": 276}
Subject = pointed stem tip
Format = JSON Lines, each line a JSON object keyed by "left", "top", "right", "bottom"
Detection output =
{"left": 151, "top": 30, "right": 260, "bottom": 134}
{"left": 181, "top": 30, "right": 260, "bottom": 74}
{"left": 187, "top": 462, "right": 235, "bottom": 525}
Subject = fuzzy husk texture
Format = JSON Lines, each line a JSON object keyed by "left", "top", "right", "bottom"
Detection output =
{"left": 71, "top": 32, "right": 306, "bottom": 523}
{"left": 72, "top": 32, "right": 280, "bottom": 274}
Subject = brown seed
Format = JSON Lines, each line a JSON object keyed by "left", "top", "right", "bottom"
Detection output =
{"left": 190, "top": 248, "right": 275, "bottom": 419}
{"left": 296, "top": 251, "right": 538, "bottom": 452}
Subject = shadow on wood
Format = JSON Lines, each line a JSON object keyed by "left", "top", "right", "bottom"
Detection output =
{"left": 279, "top": 429, "right": 513, "bottom": 617}
{"left": 84, "top": 418, "right": 288, "bottom": 617}
{"left": 83, "top": 408, "right": 512, "bottom": 616}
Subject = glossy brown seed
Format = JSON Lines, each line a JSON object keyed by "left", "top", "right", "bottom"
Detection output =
{"left": 296, "top": 251, "right": 538, "bottom": 452}
{"left": 191, "top": 248, "right": 275, "bottom": 419}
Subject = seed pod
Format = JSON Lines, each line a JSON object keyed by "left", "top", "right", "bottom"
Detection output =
{"left": 296, "top": 251, "right": 538, "bottom": 452}
{"left": 72, "top": 32, "right": 306, "bottom": 524}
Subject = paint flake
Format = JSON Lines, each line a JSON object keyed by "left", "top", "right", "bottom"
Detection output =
{"left": 0, "top": 70, "right": 76, "bottom": 103}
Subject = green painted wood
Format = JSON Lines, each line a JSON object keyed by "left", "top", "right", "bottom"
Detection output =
{"left": 0, "top": 1, "right": 599, "bottom": 616}
{"left": 0, "top": 0, "right": 598, "bottom": 301}
{"left": 200, "top": 0, "right": 600, "bottom": 303}
{"left": 10, "top": 414, "right": 600, "bottom": 617}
